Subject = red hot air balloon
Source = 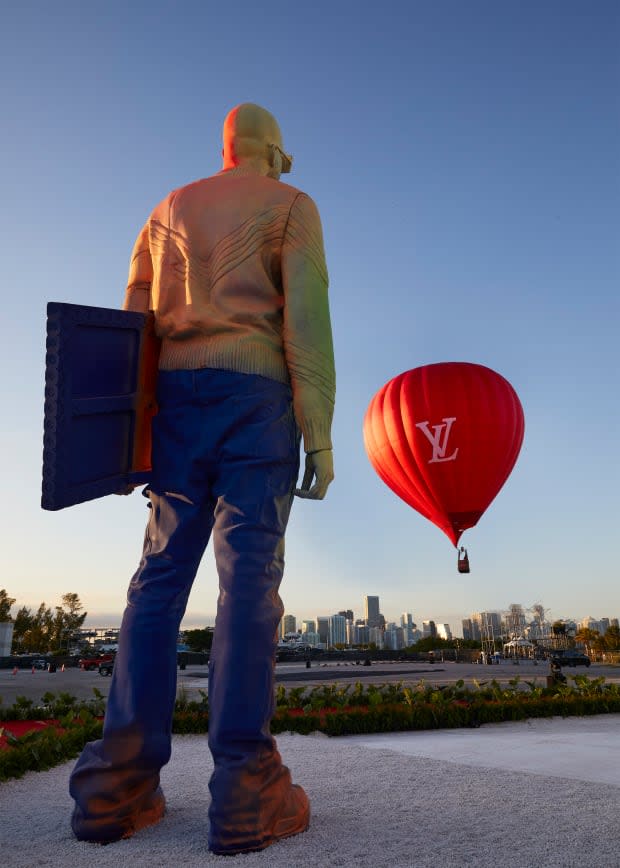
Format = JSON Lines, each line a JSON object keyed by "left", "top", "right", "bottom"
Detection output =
{"left": 363, "top": 362, "right": 524, "bottom": 549}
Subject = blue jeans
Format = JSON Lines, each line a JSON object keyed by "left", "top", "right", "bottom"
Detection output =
{"left": 70, "top": 368, "right": 300, "bottom": 842}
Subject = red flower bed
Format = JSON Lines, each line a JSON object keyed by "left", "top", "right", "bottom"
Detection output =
{"left": 0, "top": 720, "right": 64, "bottom": 750}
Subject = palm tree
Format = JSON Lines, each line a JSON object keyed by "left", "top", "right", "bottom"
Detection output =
{"left": 574, "top": 627, "right": 600, "bottom": 660}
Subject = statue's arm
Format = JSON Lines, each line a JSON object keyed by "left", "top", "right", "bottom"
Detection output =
{"left": 122, "top": 222, "right": 152, "bottom": 313}
{"left": 281, "top": 193, "right": 335, "bottom": 496}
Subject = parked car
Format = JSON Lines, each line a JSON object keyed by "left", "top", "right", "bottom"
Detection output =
{"left": 550, "top": 650, "right": 591, "bottom": 668}
{"left": 79, "top": 653, "right": 114, "bottom": 671}
{"left": 98, "top": 659, "right": 115, "bottom": 676}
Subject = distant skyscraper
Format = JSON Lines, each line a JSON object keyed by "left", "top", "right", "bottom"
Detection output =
{"left": 369, "top": 626, "right": 384, "bottom": 649}
{"left": 579, "top": 615, "right": 603, "bottom": 634}
{"left": 345, "top": 620, "right": 356, "bottom": 646}
{"left": 282, "top": 614, "right": 297, "bottom": 635}
{"left": 315, "top": 617, "right": 329, "bottom": 645}
{"left": 328, "top": 614, "right": 346, "bottom": 647}
{"left": 504, "top": 604, "right": 526, "bottom": 637}
{"left": 365, "top": 595, "right": 380, "bottom": 628}
{"left": 384, "top": 626, "right": 405, "bottom": 650}
{"left": 338, "top": 609, "right": 354, "bottom": 622}
{"left": 436, "top": 623, "right": 452, "bottom": 640}
{"left": 400, "top": 613, "right": 415, "bottom": 645}
{"left": 356, "top": 624, "right": 370, "bottom": 645}
{"left": 472, "top": 611, "right": 501, "bottom": 640}
{"left": 301, "top": 620, "right": 316, "bottom": 635}
{"left": 422, "top": 620, "right": 436, "bottom": 638}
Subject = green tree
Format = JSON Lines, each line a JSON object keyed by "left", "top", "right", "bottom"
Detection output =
{"left": 574, "top": 627, "right": 600, "bottom": 658}
{"left": 10, "top": 593, "right": 87, "bottom": 653}
{"left": 411, "top": 636, "right": 452, "bottom": 652}
{"left": 23, "top": 603, "right": 54, "bottom": 652}
{"left": 52, "top": 593, "right": 87, "bottom": 651}
{"left": 603, "top": 625, "right": 620, "bottom": 651}
{"left": 11, "top": 606, "right": 33, "bottom": 653}
{"left": 183, "top": 628, "right": 214, "bottom": 653}
{"left": 0, "top": 589, "right": 16, "bottom": 622}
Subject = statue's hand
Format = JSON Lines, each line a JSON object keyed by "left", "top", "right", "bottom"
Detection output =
{"left": 294, "top": 450, "right": 334, "bottom": 500}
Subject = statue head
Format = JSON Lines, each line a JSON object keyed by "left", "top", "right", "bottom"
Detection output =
{"left": 222, "top": 103, "right": 293, "bottom": 178}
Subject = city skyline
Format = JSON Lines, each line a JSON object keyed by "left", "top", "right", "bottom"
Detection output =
{"left": 41, "top": 597, "right": 619, "bottom": 639}
{"left": 2, "top": 3, "right": 618, "bottom": 630}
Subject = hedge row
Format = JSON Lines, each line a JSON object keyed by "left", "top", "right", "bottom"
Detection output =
{"left": 0, "top": 713, "right": 103, "bottom": 782}
{"left": 2, "top": 677, "right": 619, "bottom": 781}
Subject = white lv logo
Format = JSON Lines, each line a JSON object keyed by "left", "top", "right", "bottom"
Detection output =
{"left": 415, "top": 417, "right": 459, "bottom": 463}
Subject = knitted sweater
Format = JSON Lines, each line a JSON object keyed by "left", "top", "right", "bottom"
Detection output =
{"left": 123, "top": 167, "right": 335, "bottom": 453}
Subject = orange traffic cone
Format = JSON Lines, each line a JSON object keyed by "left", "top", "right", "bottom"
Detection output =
{"left": 12, "top": 667, "right": 18, "bottom": 676}
{"left": 61, "top": 664, "right": 65, "bottom": 672}
{"left": 32, "top": 666, "right": 35, "bottom": 674}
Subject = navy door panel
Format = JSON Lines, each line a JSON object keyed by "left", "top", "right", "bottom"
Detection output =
{"left": 41, "top": 302, "right": 160, "bottom": 510}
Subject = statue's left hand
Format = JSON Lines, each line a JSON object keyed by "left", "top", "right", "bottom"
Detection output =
{"left": 294, "top": 450, "right": 334, "bottom": 500}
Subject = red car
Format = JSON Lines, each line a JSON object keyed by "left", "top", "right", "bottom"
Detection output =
{"left": 79, "top": 653, "right": 114, "bottom": 671}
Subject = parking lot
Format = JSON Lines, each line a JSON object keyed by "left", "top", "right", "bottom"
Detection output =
{"left": 1, "top": 658, "right": 618, "bottom": 706}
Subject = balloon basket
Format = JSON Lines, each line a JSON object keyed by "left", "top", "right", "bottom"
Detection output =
{"left": 457, "top": 547, "right": 470, "bottom": 573}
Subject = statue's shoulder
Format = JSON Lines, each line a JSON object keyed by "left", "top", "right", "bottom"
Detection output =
{"left": 148, "top": 174, "right": 314, "bottom": 221}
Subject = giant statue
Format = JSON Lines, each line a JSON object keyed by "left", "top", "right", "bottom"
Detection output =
{"left": 68, "top": 103, "right": 336, "bottom": 855}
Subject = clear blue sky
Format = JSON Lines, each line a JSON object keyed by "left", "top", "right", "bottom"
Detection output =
{"left": 2, "top": 1, "right": 618, "bottom": 633}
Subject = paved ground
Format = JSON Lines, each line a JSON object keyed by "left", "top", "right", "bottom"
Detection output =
{"left": 1, "top": 659, "right": 618, "bottom": 705}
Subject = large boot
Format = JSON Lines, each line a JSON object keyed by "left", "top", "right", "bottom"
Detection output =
{"left": 208, "top": 732, "right": 310, "bottom": 855}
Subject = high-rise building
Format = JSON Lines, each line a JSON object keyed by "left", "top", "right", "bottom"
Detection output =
{"left": 364, "top": 596, "right": 381, "bottom": 628}
{"left": 384, "top": 626, "right": 405, "bottom": 650}
{"left": 281, "top": 614, "right": 296, "bottom": 637}
{"left": 436, "top": 623, "right": 452, "bottom": 641}
{"left": 579, "top": 615, "right": 603, "bottom": 634}
{"left": 345, "top": 619, "right": 356, "bottom": 646}
{"left": 301, "top": 620, "right": 316, "bottom": 635}
{"left": 328, "top": 614, "right": 346, "bottom": 647}
{"left": 473, "top": 612, "right": 502, "bottom": 654}
{"left": 472, "top": 611, "right": 502, "bottom": 640}
{"left": 462, "top": 618, "right": 476, "bottom": 641}
{"left": 338, "top": 609, "right": 354, "bottom": 622}
{"left": 315, "top": 617, "right": 330, "bottom": 645}
{"left": 422, "top": 620, "right": 436, "bottom": 638}
{"left": 504, "top": 604, "right": 526, "bottom": 637}
{"left": 401, "top": 613, "right": 416, "bottom": 646}
{"left": 356, "top": 624, "right": 370, "bottom": 645}
{"left": 369, "top": 626, "right": 384, "bottom": 648}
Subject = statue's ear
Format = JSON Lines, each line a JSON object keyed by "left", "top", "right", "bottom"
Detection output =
{"left": 267, "top": 144, "right": 282, "bottom": 176}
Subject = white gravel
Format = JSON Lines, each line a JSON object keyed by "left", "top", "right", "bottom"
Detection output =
{"left": 1, "top": 716, "right": 619, "bottom": 867}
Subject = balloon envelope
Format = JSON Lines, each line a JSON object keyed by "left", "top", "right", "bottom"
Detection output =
{"left": 363, "top": 362, "right": 525, "bottom": 545}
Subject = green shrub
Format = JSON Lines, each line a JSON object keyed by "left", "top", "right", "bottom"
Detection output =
{"left": 2, "top": 676, "right": 620, "bottom": 781}
{"left": 0, "top": 713, "right": 103, "bottom": 782}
